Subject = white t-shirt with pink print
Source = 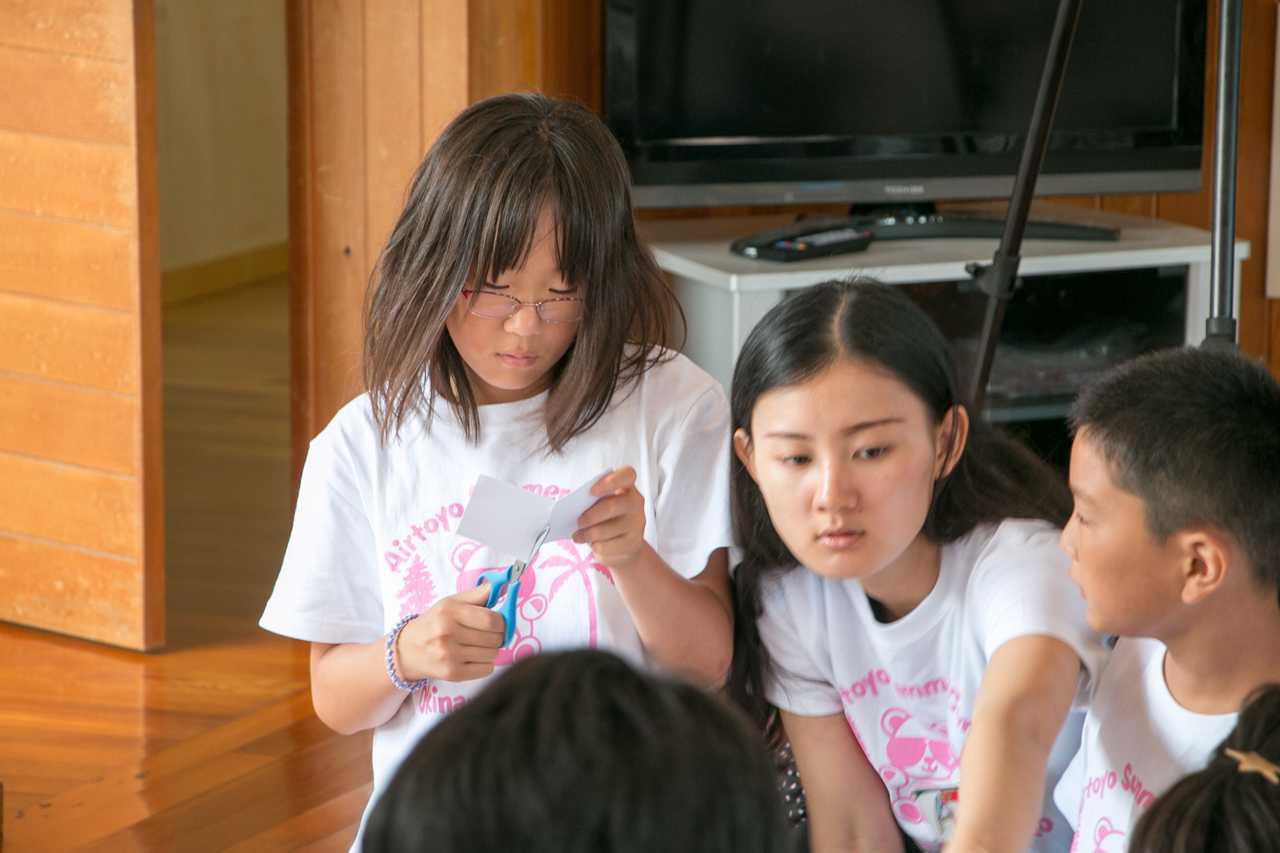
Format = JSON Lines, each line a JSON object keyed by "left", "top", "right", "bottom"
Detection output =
{"left": 259, "top": 351, "right": 733, "bottom": 851}
{"left": 1052, "top": 637, "right": 1237, "bottom": 853}
{"left": 758, "top": 519, "right": 1110, "bottom": 853}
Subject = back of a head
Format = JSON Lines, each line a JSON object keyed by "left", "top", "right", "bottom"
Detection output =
{"left": 1070, "top": 347, "right": 1280, "bottom": 605}
{"left": 362, "top": 650, "right": 788, "bottom": 853}
{"left": 1129, "top": 684, "right": 1280, "bottom": 853}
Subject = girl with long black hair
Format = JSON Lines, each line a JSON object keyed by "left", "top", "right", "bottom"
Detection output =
{"left": 727, "top": 280, "right": 1108, "bottom": 853}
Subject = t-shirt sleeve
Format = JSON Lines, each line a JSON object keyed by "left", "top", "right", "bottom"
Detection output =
{"left": 757, "top": 579, "right": 845, "bottom": 716}
{"left": 968, "top": 520, "right": 1110, "bottom": 707}
{"left": 649, "top": 375, "right": 735, "bottom": 580}
{"left": 259, "top": 422, "right": 387, "bottom": 644}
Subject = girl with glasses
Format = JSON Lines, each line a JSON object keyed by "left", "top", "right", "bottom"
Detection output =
{"left": 260, "top": 94, "right": 734, "bottom": 850}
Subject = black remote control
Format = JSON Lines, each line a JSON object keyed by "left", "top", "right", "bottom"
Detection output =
{"left": 731, "top": 217, "right": 872, "bottom": 262}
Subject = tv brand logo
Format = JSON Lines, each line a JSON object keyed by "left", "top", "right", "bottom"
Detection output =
{"left": 884, "top": 184, "right": 925, "bottom": 196}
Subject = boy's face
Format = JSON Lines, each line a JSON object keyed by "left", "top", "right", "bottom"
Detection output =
{"left": 1059, "top": 430, "right": 1187, "bottom": 637}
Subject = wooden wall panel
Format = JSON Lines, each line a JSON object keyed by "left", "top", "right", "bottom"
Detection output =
{"left": 0, "top": 292, "right": 139, "bottom": 394}
{"left": 0, "top": 128, "right": 137, "bottom": 228}
{"left": 0, "top": 0, "right": 132, "bottom": 61}
{"left": 468, "top": 0, "right": 539, "bottom": 101}
{"left": 0, "top": 45, "right": 133, "bottom": 145}
{"left": 0, "top": 374, "right": 138, "bottom": 475}
{"left": 421, "top": 0, "right": 469, "bottom": 142}
{"left": 0, "top": 0, "right": 162, "bottom": 650}
{"left": 0, "top": 454, "right": 141, "bottom": 557}
{"left": 306, "top": 0, "right": 368, "bottom": 427}
{"left": 0, "top": 534, "right": 141, "bottom": 647}
{"left": 364, "top": 0, "right": 423, "bottom": 269}
{"left": 0, "top": 212, "right": 137, "bottom": 311}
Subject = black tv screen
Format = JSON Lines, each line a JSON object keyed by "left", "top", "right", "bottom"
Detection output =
{"left": 606, "top": 0, "right": 1207, "bottom": 207}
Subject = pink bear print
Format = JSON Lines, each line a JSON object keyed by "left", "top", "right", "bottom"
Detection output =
{"left": 1088, "top": 817, "right": 1125, "bottom": 853}
{"left": 450, "top": 539, "right": 613, "bottom": 666}
{"left": 877, "top": 707, "right": 961, "bottom": 824}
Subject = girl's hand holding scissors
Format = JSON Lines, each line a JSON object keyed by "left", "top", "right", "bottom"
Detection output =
{"left": 396, "top": 586, "right": 506, "bottom": 683}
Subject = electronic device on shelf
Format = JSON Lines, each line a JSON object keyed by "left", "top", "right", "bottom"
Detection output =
{"left": 730, "top": 218, "right": 872, "bottom": 261}
{"left": 730, "top": 204, "right": 1118, "bottom": 263}
{"left": 605, "top": 1, "right": 1207, "bottom": 209}
{"left": 856, "top": 206, "right": 1117, "bottom": 242}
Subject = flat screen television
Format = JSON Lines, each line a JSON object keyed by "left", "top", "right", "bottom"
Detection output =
{"left": 605, "top": 0, "right": 1208, "bottom": 209}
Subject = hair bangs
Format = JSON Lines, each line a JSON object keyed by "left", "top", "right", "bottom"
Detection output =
{"left": 365, "top": 93, "right": 678, "bottom": 451}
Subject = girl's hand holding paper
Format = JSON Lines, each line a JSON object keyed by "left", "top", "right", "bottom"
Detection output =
{"left": 572, "top": 466, "right": 648, "bottom": 572}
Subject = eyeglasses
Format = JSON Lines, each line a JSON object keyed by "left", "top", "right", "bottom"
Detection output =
{"left": 460, "top": 289, "right": 584, "bottom": 323}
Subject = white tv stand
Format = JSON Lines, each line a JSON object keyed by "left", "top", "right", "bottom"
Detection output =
{"left": 639, "top": 202, "right": 1248, "bottom": 411}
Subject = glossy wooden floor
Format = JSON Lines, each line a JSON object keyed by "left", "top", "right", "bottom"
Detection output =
{"left": 0, "top": 277, "right": 372, "bottom": 852}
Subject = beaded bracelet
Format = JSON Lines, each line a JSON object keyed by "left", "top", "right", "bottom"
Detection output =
{"left": 385, "top": 613, "right": 430, "bottom": 692}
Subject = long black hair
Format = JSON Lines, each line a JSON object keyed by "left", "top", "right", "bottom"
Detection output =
{"left": 362, "top": 650, "right": 788, "bottom": 853}
{"left": 725, "top": 280, "right": 1073, "bottom": 736}
{"left": 1129, "top": 684, "right": 1280, "bottom": 853}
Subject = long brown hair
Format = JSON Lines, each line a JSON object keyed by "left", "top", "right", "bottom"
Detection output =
{"left": 364, "top": 93, "right": 677, "bottom": 449}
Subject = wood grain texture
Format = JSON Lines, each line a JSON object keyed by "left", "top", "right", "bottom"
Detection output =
{"left": 364, "top": 0, "right": 422, "bottom": 267}
{"left": 0, "top": 0, "right": 132, "bottom": 62}
{"left": 163, "top": 278, "right": 292, "bottom": 622}
{"left": 0, "top": 44, "right": 134, "bottom": 145}
{"left": 1, "top": 274, "right": 366, "bottom": 853}
{"left": 0, "top": 533, "right": 142, "bottom": 647}
{"left": 0, "top": 617, "right": 328, "bottom": 853}
{"left": 131, "top": 0, "right": 164, "bottom": 650}
{"left": 0, "top": 373, "right": 138, "bottom": 475}
{"left": 0, "top": 452, "right": 140, "bottom": 557}
{"left": 0, "top": 127, "right": 136, "bottom": 228}
{"left": 0, "top": 211, "right": 137, "bottom": 311}
{"left": 0, "top": 291, "right": 139, "bottom": 393}
{"left": 540, "top": 0, "right": 602, "bottom": 113}
{"left": 293, "top": 0, "right": 368, "bottom": 464}
{"left": 468, "top": 0, "right": 540, "bottom": 101}
{"left": 287, "top": 0, "right": 316, "bottom": 500}
{"left": 421, "top": 0, "right": 469, "bottom": 144}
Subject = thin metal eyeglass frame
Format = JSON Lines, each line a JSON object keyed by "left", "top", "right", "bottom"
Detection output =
{"left": 460, "top": 288, "right": 584, "bottom": 323}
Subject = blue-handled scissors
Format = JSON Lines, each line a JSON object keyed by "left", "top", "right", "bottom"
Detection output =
{"left": 473, "top": 525, "right": 551, "bottom": 647}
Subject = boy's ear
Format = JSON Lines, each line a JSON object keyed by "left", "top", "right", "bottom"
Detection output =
{"left": 1173, "top": 527, "right": 1234, "bottom": 605}
{"left": 733, "top": 429, "right": 758, "bottom": 481}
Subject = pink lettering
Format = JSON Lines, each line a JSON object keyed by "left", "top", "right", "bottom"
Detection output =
{"left": 840, "top": 669, "right": 891, "bottom": 704}
{"left": 449, "top": 503, "right": 463, "bottom": 518}
{"left": 544, "top": 486, "right": 560, "bottom": 499}
{"left": 1122, "top": 763, "right": 1157, "bottom": 810}
{"left": 385, "top": 551, "right": 405, "bottom": 570}
{"left": 416, "top": 685, "right": 471, "bottom": 715}
{"left": 1081, "top": 771, "right": 1118, "bottom": 802}
{"left": 425, "top": 518, "right": 438, "bottom": 534}
{"left": 523, "top": 484, "right": 543, "bottom": 495}
{"left": 434, "top": 506, "right": 450, "bottom": 533}
{"left": 411, "top": 523, "right": 426, "bottom": 542}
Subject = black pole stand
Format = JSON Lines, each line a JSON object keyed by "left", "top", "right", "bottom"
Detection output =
{"left": 1204, "top": 0, "right": 1242, "bottom": 352}
{"left": 966, "top": 0, "right": 1083, "bottom": 411}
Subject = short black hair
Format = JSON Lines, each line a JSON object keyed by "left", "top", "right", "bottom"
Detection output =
{"left": 1070, "top": 347, "right": 1280, "bottom": 602}
{"left": 1129, "top": 684, "right": 1280, "bottom": 853}
{"left": 362, "top": 649, "right": 788, "bottom": 853}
